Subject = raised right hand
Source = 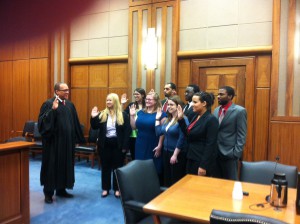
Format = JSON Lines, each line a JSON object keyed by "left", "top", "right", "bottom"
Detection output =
{"left": 129, "top": 104, "right": 136, "bottom": 116}
{"left": 177, "top": 104, "right": 183, "bottom": 120}
{"left": 121, "top": 93, "right": 128, "bottom": 105}
{"left": 52, "top": 97, "right": 59, "bottom": 110}
{"left": 91, "top": 106, "right": 99, "bottom": 118}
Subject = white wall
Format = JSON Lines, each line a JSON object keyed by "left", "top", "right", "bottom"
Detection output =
{"left": 70, "top": 0, "right": 273, "bottom": 57}
{"left": 179, "top": 0, "right": 273, "bottom": 51}
{"left": 70, "top": 0, "right": 128, "bottom": 58}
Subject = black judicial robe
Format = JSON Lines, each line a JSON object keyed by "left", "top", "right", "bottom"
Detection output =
{"left": 38, "top": 97, "right": 85, "bottom": 190}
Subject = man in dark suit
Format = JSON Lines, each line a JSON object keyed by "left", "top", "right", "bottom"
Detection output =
{"left": 213, "top": 86, "right": 247, "bottom": 180}
{"left": 161, "top": 82, "right": 177, "bottom": 112}
{"left": 183, "top": 84, "right": 200, "bottom": 122}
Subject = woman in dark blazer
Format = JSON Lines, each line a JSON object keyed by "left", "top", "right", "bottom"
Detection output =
{"left": 90, "top": 93, "right": 131, "bottom": 198}
{"left": 178, "top": 91, "right": 219, "bottom": 177}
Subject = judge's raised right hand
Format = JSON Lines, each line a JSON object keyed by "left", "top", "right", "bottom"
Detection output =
{"left": 52, "top": 97, "right": 59, "bottom": 110}
{"left": 91, "top": 106, "right": 99, "bottom": 118}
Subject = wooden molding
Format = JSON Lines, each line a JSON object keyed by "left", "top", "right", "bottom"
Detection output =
{"left": 69, "top": 55, "right": 128, "bottom": 65}
{"left": 270, "top": 0, "right": 281, "bottom": 117}
{"left": 177, "top": 46, "right": 272, "bottom": 58}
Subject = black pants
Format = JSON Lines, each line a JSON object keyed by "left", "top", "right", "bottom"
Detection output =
{"left": 100, "top": 137, "right": 123, "bottom": 191}
{"left": 129, "top": 137, "right": 136, "bottom": 160}
{"left": 163, "top": 150, "right": 186, "bottom": 187}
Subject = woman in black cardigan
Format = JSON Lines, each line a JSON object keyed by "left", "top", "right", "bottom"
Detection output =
{"left": 177, "top": 91, "right": 219, "bottom": 177}
{"left": 90, "top": 93, "right": 131, "bottom": 198}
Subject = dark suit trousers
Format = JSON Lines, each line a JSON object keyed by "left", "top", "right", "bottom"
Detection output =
{"left": 163, "top": 150, "right": 186, "bottom": 187}
{"left": 100, "top": 137, "right": 123, "bottom": 191}
{"left": 217, "top": 157, "right": 238, "bottom": 180}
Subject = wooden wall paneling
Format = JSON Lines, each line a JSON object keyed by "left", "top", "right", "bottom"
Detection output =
{"left": 29, "top": 35, "right": 49, "bottom": 58}
{"left": 286, "top": 0, "right": 296, "bottom": 116}
{"left": 177, "top": 59, "right": 191, "bottom": 101}
{"left": 29, "top": 59, "right": 49, "bottom": 121}
{"left": 0, "top": 153, "right": 21, "bottom": 220}
{"left": 242, "top": 58, "right": 255, "bottom": 161}
{"left": 64, "top": 28, "right": 71, "bottom": 85}
{"left": 256, "top": 56, "right": 271, "bottom": 88}
{"left": 269, "top": 122, "right": 300, "bottom": 168}
{"left": 71, "top": 89, "right": 88, "bottom": 135}
{"left": 50, "top": 33, "right": 55, "bottom": 95}
{"left": 71, "top": 65, "right": 89, "bottom": 88}
{"left": 0, "top": 43, "right": 13, "bottom": 61}
{"left": 89, "top": 64, "right": 108, "bottom": 87}
{"left": 56, "top": 32, "right": 62, "bottom": 82}
{"left": 109, "top": 88, "right": 129, "bottom": 100}
{"left": 253, "top": 89, "right": 270, "bottom": 161}
{"left": 177, "top": 59, "right": 190, "bottom": 87}
{"left": 13, "top": 40, "right": 29, "bottom": 60}
{"left": 89, "top": 88, "right": 108, "bottom": 116}
{"left": 12, "top": 60, "right": 30, "bottom": 132}
{"left": 0, "top": 62, "right": 13, "bottom": 142}
{"left": 270, "top": 0, "right": 281, "bottom": 117}
{"left": 109, "top": 63, "right": 128, "bottom": 88}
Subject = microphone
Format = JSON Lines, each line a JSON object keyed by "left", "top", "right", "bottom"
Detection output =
{"left": 274, "top": 155, "right": 280, "bottom": 173}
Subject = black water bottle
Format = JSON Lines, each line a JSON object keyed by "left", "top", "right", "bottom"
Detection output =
{"left": 296, "top": 172, "right": 300, "bottom": 214}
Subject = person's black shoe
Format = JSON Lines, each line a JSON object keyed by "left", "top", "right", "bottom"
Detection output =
{"left": 56, "top": 190, "right": 74, "bottom": 198}
{"left": 101, "top": 190, "right": 109, "bottom": 198}
{"left": 114, "top": 191, "right": 120, "bottom": 199}
{"left": 45, "top": 195, "right": 53, "bottom": 204}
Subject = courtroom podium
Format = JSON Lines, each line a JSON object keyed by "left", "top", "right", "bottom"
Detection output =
{"left": 0, "top": 141, "right": 35, "bottom": 224}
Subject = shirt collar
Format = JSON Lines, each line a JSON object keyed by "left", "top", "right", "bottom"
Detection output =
{"left": 221, "top": 101, "right": 232, "bottom": 111}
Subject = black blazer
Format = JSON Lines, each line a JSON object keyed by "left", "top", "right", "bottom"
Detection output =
{"left": 90, "top": 111, "right": 131, "bottom": 151}
{"left": 178, "top": 110, "right": 219, "bottom": 172}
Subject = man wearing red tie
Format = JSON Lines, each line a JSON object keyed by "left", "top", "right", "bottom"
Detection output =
{"left": 213, "top": 86, "right": 247, "bottom": 180}
{"left": 161, "top": 82, "right": 177, "bottom": 112}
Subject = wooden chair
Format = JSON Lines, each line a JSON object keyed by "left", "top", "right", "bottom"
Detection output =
{"left": 75, "top": 127, "right": 99, "bottom": 169}
{"left": 6, "top": 121, "right": 35, "bottom": 142}
{"left": 29, "top": 122, "right": 43, "bottom": 158}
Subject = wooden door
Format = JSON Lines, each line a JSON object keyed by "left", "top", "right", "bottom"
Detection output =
{"left": 191, "top": 57, "right": 255, "bottom": 160}
{"left": 197, "top": 66, "right": 246, "bottom": 112}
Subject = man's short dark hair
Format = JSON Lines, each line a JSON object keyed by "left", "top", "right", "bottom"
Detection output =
{"left": 220, "top": 86, "right": 235, "bottom": 100}
{"left": 167, "top": 82, "right": 176, "bottom": 90}
{"left": 188, "top": 84, "right": 200, "bottom": 93}
{"left": 54, "top": 82, "right": 65, "bottom": 91}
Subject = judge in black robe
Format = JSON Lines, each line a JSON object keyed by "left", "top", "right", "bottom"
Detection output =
{"left": 38, "top": 82, "right": 85, "bottom": 203}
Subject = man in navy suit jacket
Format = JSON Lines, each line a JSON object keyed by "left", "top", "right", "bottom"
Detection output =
{"left": 213, "top": 86, "right": 247, "bottom": 180}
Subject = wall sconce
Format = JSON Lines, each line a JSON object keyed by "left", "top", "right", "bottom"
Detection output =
{"left": 143, "top": 28, "right": 158, "bottom": 70}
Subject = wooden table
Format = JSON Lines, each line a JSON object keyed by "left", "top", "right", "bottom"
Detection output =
{"left": 143, "top": 174, "right": 300, "bottom": 223}
{"left": 0, "top": 141, "right": 35, "bottom": 224}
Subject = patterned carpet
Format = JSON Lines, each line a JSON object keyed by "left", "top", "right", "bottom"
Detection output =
{"left": 29, "top": 156, "right": 124, "bottom": 224}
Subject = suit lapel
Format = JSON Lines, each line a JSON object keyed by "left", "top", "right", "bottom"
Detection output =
{"left": 220, "top": 104, "right": 235, "bottom": 125}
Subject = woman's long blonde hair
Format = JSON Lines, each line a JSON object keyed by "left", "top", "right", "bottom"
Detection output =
{"left": 99, "top": 93, "right": 124, "bottom": 125}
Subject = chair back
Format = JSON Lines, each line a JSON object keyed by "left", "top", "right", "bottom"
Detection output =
{"left": 33, "top": 122, "right": 42, "bottom": 139}
{"left": 115, "top": 159, "right": 161, "bottom": 224}
{"left": 88, "top": 128, "right": 99, "bottom": 143}
{"left": 240, "top": 161, "right": 298, "bottom": 188}
{"left": 210, "top": 209, "right": 288, "bottom": 224}
{"left": 22, "top": 121, "right": 35, "bottom": 137}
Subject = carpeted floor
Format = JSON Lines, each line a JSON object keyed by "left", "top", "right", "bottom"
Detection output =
{"left": 30, "top": 156, "right": 124, "bottom": 224}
